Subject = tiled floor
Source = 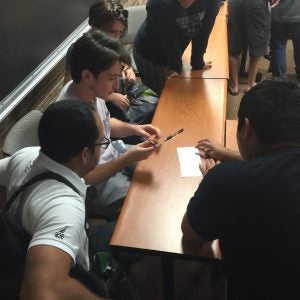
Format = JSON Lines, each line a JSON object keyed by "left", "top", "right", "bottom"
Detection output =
{"left": 227, "top": 40, "right": 297, "bottom": 120}
{"left": 127, "top": 255, "right": 227, "bottom": 300}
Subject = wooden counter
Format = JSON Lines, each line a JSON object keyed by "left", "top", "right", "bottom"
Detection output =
{"left": 110, "top": 78, "right": 227, "bottom": 259}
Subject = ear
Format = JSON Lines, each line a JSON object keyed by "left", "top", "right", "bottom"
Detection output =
{"left": 240, "top": 118, "right": 254, "bottom": 141}
{"left": 80, "top": 146, "right": 91, "bottom": 164}
{"left": 81, "top": 69, "right": 94, "bottom": 83}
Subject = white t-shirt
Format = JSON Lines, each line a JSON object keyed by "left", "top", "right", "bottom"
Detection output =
{"left": 56, "top": 81, "right": 118, "bottom": 163}
{"left": 0, "top": 147, "right": 90, "bottom": 270}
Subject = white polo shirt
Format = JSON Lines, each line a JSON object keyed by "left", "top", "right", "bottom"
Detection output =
{"left": 0, "top": 147, "right": 90, "bottom": 270}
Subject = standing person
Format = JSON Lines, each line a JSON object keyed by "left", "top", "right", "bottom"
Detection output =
{"left": 57, "top": 30, "right": 161, "bottom": 220}
{"left": 182, "top": 80, "right": 300, "bottom": 299}
{"left": 270, "top": 0, "right": 300, "bottom": 82}
{"left": 64, "top": 0, "right": 158, "bottom": 128}
{"left": 133, "top": 0, "right": 221, "bottom": 95}
{"left": 228, "top": 0, "right": 274, "bottom": 95}
{"left": 0, "top": 100, "right": 110, "bottom": 299}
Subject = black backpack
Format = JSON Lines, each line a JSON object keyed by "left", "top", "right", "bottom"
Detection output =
{"left": 0, "top": 171, "right": 81, "bottom": 299}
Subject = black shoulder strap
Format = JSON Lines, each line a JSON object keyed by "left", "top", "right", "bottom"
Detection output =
{"left": 5, "top": 171, "right": 81, "bottom": 212}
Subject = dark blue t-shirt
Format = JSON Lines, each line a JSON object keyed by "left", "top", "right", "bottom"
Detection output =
{"left": 134, "top": 0, "right": 207, "bottom": 72}
{"left": 187, "top": 147, "right": 300, "bottom": 299}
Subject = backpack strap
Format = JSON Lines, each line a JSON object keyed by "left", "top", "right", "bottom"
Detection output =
{"left": 5, "top": 171, "right": 80, "bottom": 212}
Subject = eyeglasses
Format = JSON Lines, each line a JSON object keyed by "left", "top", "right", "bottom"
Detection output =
{"left": 111, "top": 9, "right": 128, "bottom": 19}
{"left": 94, "top": 137, "right": 111, "bottom": 149}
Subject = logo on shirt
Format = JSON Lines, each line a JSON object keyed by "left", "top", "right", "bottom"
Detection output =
{"left": 55, "top": 226, "right": 69, "bottom": 240}
{"left": 176, "top": 11, "right": 205, "bottom": 35}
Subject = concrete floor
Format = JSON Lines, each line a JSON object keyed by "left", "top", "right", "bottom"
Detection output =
{"left": 226, "top": 40, "right": 297, "bottom": 120}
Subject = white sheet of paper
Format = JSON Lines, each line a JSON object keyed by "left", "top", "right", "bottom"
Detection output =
{"left": 176, "top": 147, "right": 202, "bottom": 177}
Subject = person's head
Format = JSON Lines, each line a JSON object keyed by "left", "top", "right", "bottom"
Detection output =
{"left": 89, "top": 0, "right": 128, "bottom": 39}
{"left": 70, "top": 30, "right": 130, "bottom": 98}
{"left": 237, "top": 80, "right": 300, "bottom": 159}
{"left": 39, "top": 100, "right": 104, "bottom": 174}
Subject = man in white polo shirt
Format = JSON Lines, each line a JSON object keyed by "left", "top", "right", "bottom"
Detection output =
{"left": 0, "top": 100, "right": 110, "bottom": 299}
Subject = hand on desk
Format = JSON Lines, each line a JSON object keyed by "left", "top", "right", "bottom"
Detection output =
{"left": 165, "top": 69, "right": 179, "bottom": 79}
{"left": 196, "top": 138, "right": 242, "bottom": 161}
{"left": 202, "top": 61, "right": 212, "bottom": 70}
{"left": 200, "top": 157, "right": 221, "bottom": 176}
{"left": 192, "top": 61, "right": 212, "bottom": 71}
{"left": 201, "top": 61, "right": 212, "bottom": 70}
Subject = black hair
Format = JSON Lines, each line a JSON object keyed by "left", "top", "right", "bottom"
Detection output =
{"left": 70, "top": 30, "right": 130, "bottom": 83}
{"left": 89, "top": 0, "right": 128, "bottom": 38}
{"left": 38, "top": 100, "right": 98, "bottom": 163}
{"left": 238, "top": 80, "right": 300, "bottom": 145}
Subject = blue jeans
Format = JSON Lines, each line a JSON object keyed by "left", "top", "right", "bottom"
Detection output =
{"left": 271, "top": 21, "right": 300, "bottom": 79}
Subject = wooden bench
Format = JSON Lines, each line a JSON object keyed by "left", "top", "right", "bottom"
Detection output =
{"left": 225, "top": 119, "right": 238, "bottom": 151}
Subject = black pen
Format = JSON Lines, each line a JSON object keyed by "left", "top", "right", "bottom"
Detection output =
{"left": 163, "top": 128, "right": 184, "bottom": 142}
{"left": 195, "top": 150, "right": 209, "bottom": 158}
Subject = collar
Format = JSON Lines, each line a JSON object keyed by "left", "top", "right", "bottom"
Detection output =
{"left": 32, "top": 149, "right": 87, "bottom": 198}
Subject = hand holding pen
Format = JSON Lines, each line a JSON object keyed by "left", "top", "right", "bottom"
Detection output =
{"left": 148, "top": 128, "right": 184, "bottom": 148}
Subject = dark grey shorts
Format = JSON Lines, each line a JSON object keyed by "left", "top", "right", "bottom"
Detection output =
{"left": 228, "top": 0, "right": 271, "bottom": 58}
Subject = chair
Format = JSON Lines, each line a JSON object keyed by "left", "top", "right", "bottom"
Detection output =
{"left": 3, "top": 110, "right": 43, "bottom": 157}
{"left": 121, "top": 5, "right": 146, "bottom": 73}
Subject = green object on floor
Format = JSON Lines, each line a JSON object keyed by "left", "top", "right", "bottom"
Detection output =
{"left": 94, "top": 251, "right": 140, "bottom": 300}
{"left": 95, "top": 251, "right": 118, "bottom": 280}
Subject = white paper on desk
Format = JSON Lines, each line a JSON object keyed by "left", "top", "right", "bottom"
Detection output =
{"left": 176, "top": 147, "right": 202, "bottom": 177}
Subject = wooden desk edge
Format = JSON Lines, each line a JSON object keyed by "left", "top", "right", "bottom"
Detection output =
{"left": 225, "top": 120, "right": 238, "bottom": 151}
{"left": 109, "top": 243, "right": 223, "bottom": 264}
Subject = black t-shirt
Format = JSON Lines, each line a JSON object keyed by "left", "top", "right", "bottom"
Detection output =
{"left": 134, "top": 0, "right": 207, "bottom": 72}
{"left": 187, "top": 147, "right": 300, "bottom": 299}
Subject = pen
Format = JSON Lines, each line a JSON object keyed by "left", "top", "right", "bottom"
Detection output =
{"left": 147, "top": 134, "right": 159, "bottom": 148}
{"left": 195, "top": 151, "right": 209, "bottom": 158}
{"left": 163, "top": 128, "right": 184, "bottom": 142}
{"left": 149, "top": 139, "right": 158, "bottom": 148}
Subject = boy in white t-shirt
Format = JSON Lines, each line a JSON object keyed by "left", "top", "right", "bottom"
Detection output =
{"left": 57, "top": 31, "right": 161, "bottom": 220}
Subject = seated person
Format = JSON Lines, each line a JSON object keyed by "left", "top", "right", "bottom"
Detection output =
{"left": 64, "top": 0, "right": 158, "bottom": 129}
{"left": 57, "top": 31, "right": 161, "bottom": 220}
{"left": 182, "top": 80, "right": 300, "bottom": 299}
{"left": 0, "top": 100, "right": 111, "bottom": 299}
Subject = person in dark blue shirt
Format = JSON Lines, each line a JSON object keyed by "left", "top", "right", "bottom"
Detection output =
{"left": 182, "top": 80, "right": 300, "bottom": 299}
{"left": 134, "top": 0, "right": 221, "bottom": 94}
